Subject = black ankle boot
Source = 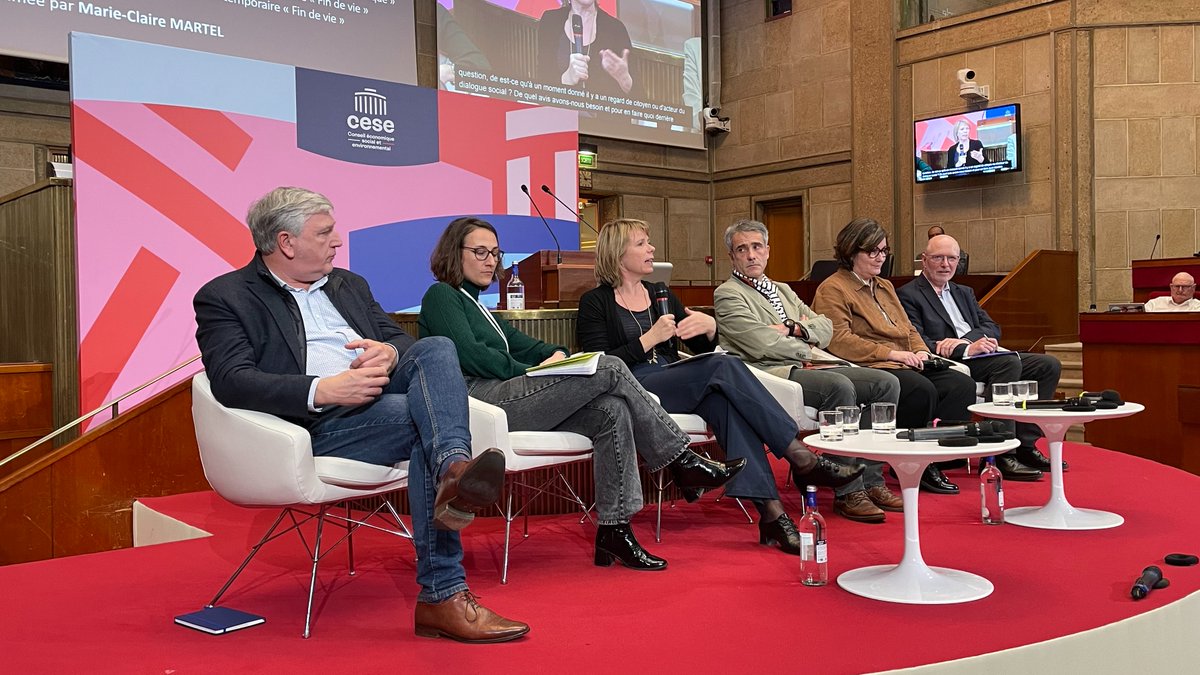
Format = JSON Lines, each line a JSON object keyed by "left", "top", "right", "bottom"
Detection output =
{"left": 758, "top": 513, "right": 802, "bottom": 555}
{"left": 668, "top": 451, "right": 746, "bottom": 501}
{"left": 594, "top": 524, "right": 667, "bottom": 571}
{"left": 792, "top": 456, "right": 864, "bottom": 489}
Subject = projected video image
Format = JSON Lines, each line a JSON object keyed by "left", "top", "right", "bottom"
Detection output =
{"left": 437, "top": 0, "right": 704, "bottom": 149}
{"left": 914, "top": 104, "right": 1022, "bottom": 183}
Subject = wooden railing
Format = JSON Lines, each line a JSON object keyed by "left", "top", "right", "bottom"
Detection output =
{"left": 978, "top": 250, "right": 1079, "bottom": 351}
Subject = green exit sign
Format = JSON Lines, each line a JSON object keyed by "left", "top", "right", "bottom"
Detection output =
{"left": 578, "top": 152, "right": 596, "bottom": 168}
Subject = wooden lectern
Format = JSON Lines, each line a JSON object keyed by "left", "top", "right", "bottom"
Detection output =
{"left": 1131, "top": 257, "right": 1200, "bottom": 302}
{"left": 510, "top": 250, "right": 596, "bottom": 309}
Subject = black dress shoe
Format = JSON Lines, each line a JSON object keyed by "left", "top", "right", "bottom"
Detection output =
{"left": 758, "top": 513, "right": 802, "bottom": 555}
{"left": 1015, "top": 446, "right": 1068, "bottom": 472}
{"left": 994, "top": 454, "right": 1042, "bottom": 482}
{"left": 668, "top": 451, "right": 746, "bottom": 502}
{"left": 793, "top": 456, "right": 865, "bottom": 490}
{"left": 594, "top": 524, "right": 667, "bottom": 570}
{"left": 919, "top": 465, "right": 959, "bottom": 494}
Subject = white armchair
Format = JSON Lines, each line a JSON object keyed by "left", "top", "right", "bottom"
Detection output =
{"left": 467, "top": 396, "right": 594, "bottom": 584}
{"left": 191, "top": 372, "right": 412, "bottom": 638}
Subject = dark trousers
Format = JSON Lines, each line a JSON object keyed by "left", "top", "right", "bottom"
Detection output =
{"left": 891, "top": 367, "right": 977, "bottom": 430}
{"left": 968, "top": 352, "right": 1061, "bottom": 450}
{"left": 634, "top": 354, "right": 799, "bottom": 501}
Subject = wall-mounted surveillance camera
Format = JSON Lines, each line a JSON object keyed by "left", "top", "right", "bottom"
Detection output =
{"left": 957, "top": 68, "right": 989, "bottom": 103}
{"left": 703, "top": 106, "right": 730, "bottom": 134}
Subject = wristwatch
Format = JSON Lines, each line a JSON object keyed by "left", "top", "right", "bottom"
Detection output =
{"left": 783, "top": 318, "right": 797, "bottom": 337}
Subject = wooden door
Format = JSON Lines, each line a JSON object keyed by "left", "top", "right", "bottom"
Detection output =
{"left": 761, "top": 200, "right": 805, "bottom": 281}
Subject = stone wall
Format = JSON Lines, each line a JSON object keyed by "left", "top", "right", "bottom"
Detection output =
{"left": 906, "top": 33, "right": 1056, "bottom": 274}
{"left": 1092, "top": 25, "right": 1200, "bottom": 307}
{"left": 0, "top": 87, "right": 70, "bottom": 198}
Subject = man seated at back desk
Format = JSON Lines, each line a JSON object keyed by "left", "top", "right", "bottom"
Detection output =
{"left": 897, "top": 234, "right": 1060, "bottom": 479}
{"left": 1144, "top": 272, "right": 1200, "bottom": 312}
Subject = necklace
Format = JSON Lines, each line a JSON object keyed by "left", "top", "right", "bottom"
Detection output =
{"left": 616, "top": 285, "right": 657, "bottom": 364}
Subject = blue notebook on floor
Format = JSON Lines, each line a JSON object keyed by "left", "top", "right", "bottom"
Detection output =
{"left": 174, "top": 606, "right": 265, "bottom": 635}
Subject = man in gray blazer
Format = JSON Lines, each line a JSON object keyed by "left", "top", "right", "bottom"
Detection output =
{"left": 194, "top": 187, "right": 527, "bottom": 642}
{"left": 714, "top": 219, "right": 903, "bottom": 523}
{"left": 897, "top": 234, "right": 1060, "bottom": 478}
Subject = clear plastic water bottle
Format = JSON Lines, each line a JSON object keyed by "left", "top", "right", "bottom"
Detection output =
{"left": 980, "top": 456, "right": 1004, "bottom": 525}
{"left": 799, "top": 485, "right": 828, "bottom": 586}
{"left": 506, "top": 264, "right": 524, "bottom": 310}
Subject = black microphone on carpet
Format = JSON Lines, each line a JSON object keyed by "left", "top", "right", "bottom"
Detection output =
{"left": 571, "top": 13, "right": 585, "bottom": 56}
{"left": 1149, "top": 233, "right": 1161, "bottom": 260}
{"left": 541, "top": 184, "right": 598, "bottom": 234}
{"left": 1131, "top": 565, "right": 1169, "bottom": 600}
{"left": 521, "top": 184, "right": 562, "bottom": 264}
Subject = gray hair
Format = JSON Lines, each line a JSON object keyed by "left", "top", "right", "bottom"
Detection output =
{"left": 247, "top": 186, "right": 334, "bottom": 255}
{"left": 723, "top": 219, "right": 769, "bottom": 251}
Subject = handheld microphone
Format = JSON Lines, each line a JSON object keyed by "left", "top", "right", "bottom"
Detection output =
{"left": 1131, "top": 565, "right": 1169, "bottom": 600}
{"left": 1080, "top": 389, "right": 1123, "bottom": 405}
{"left": 541, "top": 184, "right": 598, "bottom": 234}
{"left": 1150, "top": 234, "right": 1161, "bottom": 260}
{"left": 652, "top": 283, "right": 672, "bottom": 317}
{"left": 521, "top": 184, "right": 562, "bottom": 264}
{"left": 1017, "top": 398, "right": 1097, "bottom": 412}
{"left": 571, "top": 14, "right": 584, "bottom": 55}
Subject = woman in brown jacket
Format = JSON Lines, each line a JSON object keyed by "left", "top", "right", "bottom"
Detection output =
{"left": 812, "top": 217, "right": 977, "bottom": 494}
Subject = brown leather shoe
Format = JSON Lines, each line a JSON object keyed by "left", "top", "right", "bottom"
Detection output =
{"left": 414, "top": 590, "right": 529, "bottom": 643}
{"left": 833, "top": 490, "right": 886, "bottom": 523}
{"left": 433, "top": 448, "right": 505, "bottom": 531}
{"left": 865, "top": 484, "right": 903, "bottom": 512}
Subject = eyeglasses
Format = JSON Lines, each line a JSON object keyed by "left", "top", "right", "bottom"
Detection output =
{"left": 926, "top": 254, "right": 960, "bottom": 264}
{"left": 862, "top": 246, "right": 891, "bottom": 259}
{"left": 463, "top": 246, "right": 504, "bottom": 261}
{"left": 1170, "top": 284, "right": 1196, "bottom": 290}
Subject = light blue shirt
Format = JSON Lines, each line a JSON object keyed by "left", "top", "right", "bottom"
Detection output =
{"left": 269, "top": 271, "right": 363, "bottom": 411}
{"left": 934, "top": 283, "right": 974, "bottom": 339}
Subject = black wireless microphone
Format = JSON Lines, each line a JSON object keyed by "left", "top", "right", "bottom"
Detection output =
{"left": 571, "top": 14, "right": 584, "bottom": 55}
{"left": 541, "top": 184, "right": 598, "bottom": 234}
{"left": 520, "top": 184, "right": 562, "bottom": 264}
{"left": 1131, "top": 565, "right": 1169, "bottom": 600}
{"left": 652, "top": 283, "right": 672, "bottom": 317}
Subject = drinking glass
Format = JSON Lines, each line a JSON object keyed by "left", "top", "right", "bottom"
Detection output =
{"left": 1019, "top": 380, "right": 1038, "bottom": 401}
{"left": 871, "top": 402, "right": 896, "bottom": 434}
{"left": 991, "top": 382, "right": 1012, "bottom": 406}
{"left": 819, "top": 410, "right": 844, "bottom": 441}
{"left": 837, "top": 405, "right": 861, "bottom": 435}
{"left": 1011, "top": 380, "right": 1030, "bottom": 403}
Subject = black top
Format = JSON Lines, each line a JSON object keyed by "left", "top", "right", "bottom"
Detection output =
{"left": 577, "top": 282, "right": 716, "bottom": 366}
{"left": 536, "top": 5, "right": 639, "bottom": 99}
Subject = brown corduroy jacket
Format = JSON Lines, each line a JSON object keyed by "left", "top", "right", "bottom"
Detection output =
{"left": 811, "top": 268, "right": 927, "bottom": 368}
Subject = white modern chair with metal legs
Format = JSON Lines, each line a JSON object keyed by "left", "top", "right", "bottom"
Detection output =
{"left": 191, "top": 372, "right": 413, "bottom": 638}
{"left": 467, "top": 396, "right": 594, "bottom": 584}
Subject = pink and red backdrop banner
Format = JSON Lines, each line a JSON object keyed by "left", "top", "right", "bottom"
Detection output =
{"left": 70, "top": 34, "right": 578, "bottom": 420}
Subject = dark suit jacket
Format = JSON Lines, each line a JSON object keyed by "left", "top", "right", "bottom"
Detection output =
{"left": 896, "top": 274, "right": 999, "bottom": 361}
{"left": 193, "top": 255, "right": 415, "bottom": 428}
{"left": 576, "top": 283, "right": 716, "bottom": 366}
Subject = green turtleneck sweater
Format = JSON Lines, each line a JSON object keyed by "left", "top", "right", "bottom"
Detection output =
{"left": 418, "top": 281, "right": 565, "bottom": 380}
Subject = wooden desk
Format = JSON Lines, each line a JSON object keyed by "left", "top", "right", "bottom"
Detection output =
{"left": 1080, "top": 312, "right": 1200, "bottom": 475}
{"left": 1131, "top": 257, "right": 1200, "bottom": 303}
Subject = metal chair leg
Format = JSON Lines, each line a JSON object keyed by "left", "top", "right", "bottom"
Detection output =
{"left": 655, "top": 469, "right": 666, "bottom": 543}
{"left": 733, "top": 497, "right": 754, "bottom": 524}
{"left": 302, "top": 507, "right": 329, "bottom": 639}
{"left": 208, "top": 508, "right": 290, "bottom": 607}
{"left": 501, "top": 488, "right": 514, "bottom": 585}
{"left": 345, "top": 503, "right": 356, "bottom": 576}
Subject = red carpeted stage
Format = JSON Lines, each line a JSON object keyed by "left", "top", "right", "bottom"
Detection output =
{"left": 3, "top": 443, "right": 1199, "bottom": 674}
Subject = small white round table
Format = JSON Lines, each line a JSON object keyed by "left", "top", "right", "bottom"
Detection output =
{"left": 968, "top": 401, "right": 1144, "bottom": 530}
{"left": 805, "top": 430, "right": 1018, "bottom": 605}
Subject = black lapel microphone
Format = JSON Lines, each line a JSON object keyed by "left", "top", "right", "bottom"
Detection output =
{"left": 571, "top": 14, "right": 584, "bottom": 55}
{"left": 1149, "top": 233, "right": 1161, "bottom": 260}
{"left": 541, "top": 184, "right": 598, "bottom": 234}
{"left": 520, "top": 184, "right": 561, "bottom": 264}
{"left": 1131, "top": 565, "right": 1169, "bottom": 600}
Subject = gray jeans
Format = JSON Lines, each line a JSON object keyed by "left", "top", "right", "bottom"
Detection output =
{"left": 788, "top": 365, "right": 901, "bottom": 495}
{"left": 466, "top": 355, "right": 690, "bottom": 525}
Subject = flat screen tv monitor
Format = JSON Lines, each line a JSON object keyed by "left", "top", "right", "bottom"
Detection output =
{"left": 914, "top": 103, "right": 1021, "bottom": 183}
{"left": 437, "top": 0, "right": 704, "bottom": 150}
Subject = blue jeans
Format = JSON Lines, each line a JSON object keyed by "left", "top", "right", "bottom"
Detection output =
{"left": 309, "top": 336, "right": 472, "bottom": 603}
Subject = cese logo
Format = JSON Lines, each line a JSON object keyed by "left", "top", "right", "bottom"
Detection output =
{"left": 346, "top": 115, "right": 395, "bottom": 133}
